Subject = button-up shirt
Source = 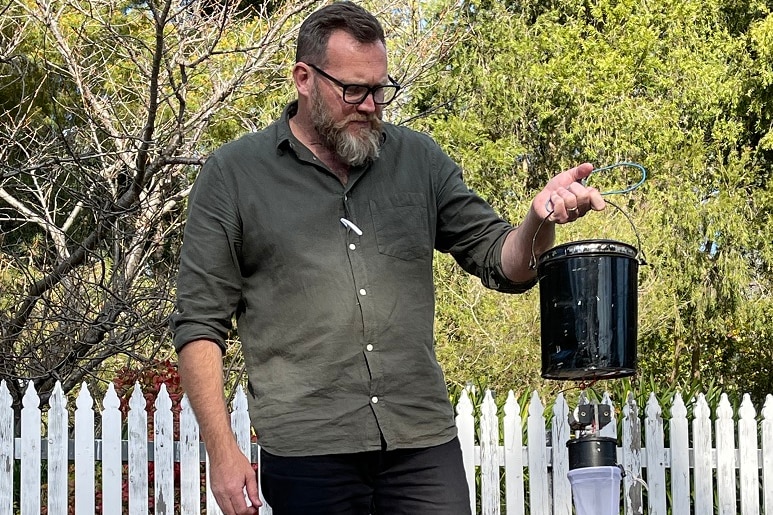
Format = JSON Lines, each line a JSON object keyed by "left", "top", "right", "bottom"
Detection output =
{"left": 171, "top": 102, "right": 534, "bottom": 456}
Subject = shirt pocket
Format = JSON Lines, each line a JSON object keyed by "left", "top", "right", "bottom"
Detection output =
{"left": 369, "top": 193, "right": 431, "bottom": 261}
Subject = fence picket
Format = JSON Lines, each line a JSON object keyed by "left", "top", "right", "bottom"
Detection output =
{"left": 179, "top": 395, "right": 200, "bottom": 513}
{"left": 231, "top": 386, "right": 251, "bottom": 458}
{"left": 527, "top": 392, "right": 549, "bottom": 515}
{"left": 128, "top": 383, "right": 148, "bottom": 515}
{"left": 0, "top": 382, "right": 772, "bottom": 513}
{"left": 762, "top": 395, "right": 773, "bottom": 515}
{"left": 600, "top": 392, "right": 617, "bottom": 439}
{"left": 551, "top": 394, "right": 571, "bottom": 515}
{"left": 75, "top": 383, "right": 95, "bottom": 515}
{"left": 716, "top": 394, "right": 737, "bottom": 515}
{"left": 669, "top": 393, "right": 690, "bottom": 515}
{"left": 480, "top": 390, "right": 500, "bottom": 515}
{"left": 693, "top": 394, "right": 713, "bottom": 515}
{"left": 622, "top": 392, "right": 643, "bottom": 515}
{"left": 0, "top": 382, "right": 12, "bottom": 515}
{"left": 503, "top": 391, "right": 524, "bottom": 515}
{"left": 205, "top": 450, "right": 222, "bottom": 515}
{"left": 48, "top": 383, "right": 68, "bottom": 515}
{"left": 20, "top": 382, "right": 40, "bottom": 515}
{"left": 101, "top": 383, "right": 122, "bottom": 514}
{"left": 154, "top": 384, "right": 174, "bottom": 515}
{"left": 455, "top": 388, "right": 476, "bottom": 515}
{"left": 644, "top": 393, "right": 666, "bottom": 515}
{"left": 738, "top": 394, "right": 760, "bottom": 515}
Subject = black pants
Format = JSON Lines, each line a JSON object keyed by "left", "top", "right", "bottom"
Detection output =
{"left": 260, "top": 437, "right": 472, "bottom": 515}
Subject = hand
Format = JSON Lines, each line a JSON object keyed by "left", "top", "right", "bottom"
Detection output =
{"left": 208, "top": 446, "right": 262, "bottom": 515}
{"left": 533, "top": 163, "right": 606, "bottom": 223}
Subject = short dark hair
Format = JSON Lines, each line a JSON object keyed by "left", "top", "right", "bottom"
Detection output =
{"left": 296, "top": 2, "right": 385, "bottom": 65}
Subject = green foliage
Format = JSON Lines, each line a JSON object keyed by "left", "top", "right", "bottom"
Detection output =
{"left": 418, "top": 0, "right": 773, "bottom": 404}
{"left": 3, "top": 0, "right": 772, "bottom": 412}
{"left": 435, "top": 252, "right": 547, "bottom": 395}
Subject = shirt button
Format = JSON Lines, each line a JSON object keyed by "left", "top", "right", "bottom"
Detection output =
{"left": 371, "top": 396, "right": 379, "bottom": 404}
{"left": 359, "top": 288, "right": 367, "bottom": 296}
{"left": 366, "top": 344, "right": 373, "bottom": 351}
{"left": 349, "top": 243, "right": 356, "bottom": 250}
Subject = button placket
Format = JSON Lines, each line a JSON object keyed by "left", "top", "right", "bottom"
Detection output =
{"left": 342, "top": 191, "right": 380, "bottom": 407}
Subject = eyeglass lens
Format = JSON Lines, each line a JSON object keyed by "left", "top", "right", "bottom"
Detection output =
{"left": 343, "top": 84, "right": 398, "bottom": 105}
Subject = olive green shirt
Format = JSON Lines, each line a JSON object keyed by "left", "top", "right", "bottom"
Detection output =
{"left": 171, "top": 102, "right": 534, "bottom": 456}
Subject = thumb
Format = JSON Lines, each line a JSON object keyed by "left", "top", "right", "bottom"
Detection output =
{"left": 567, "top": 162, "right": 594, "bottom": 182}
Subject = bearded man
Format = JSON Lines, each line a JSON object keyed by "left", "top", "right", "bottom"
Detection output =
{"left": 172, "top": 3, "right": 605, "bottom": 514}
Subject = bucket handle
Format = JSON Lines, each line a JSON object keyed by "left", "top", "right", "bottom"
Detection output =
{"left": 529, "top": 162, "right": 649, "bottom": 269}
{"left": 589, "top": 161, "right": 647, "bottom": 196}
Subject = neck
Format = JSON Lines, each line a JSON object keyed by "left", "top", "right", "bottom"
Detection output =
{"left": 289, "top": 114, "right": 349, "bottom": 184}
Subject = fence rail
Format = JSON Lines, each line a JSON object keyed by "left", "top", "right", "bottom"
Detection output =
{"left": 0, "top": 380, "right": 771, "bottom": 514}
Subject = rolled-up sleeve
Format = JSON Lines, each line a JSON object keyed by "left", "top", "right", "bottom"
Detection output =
{"left": 434, "top": 153, "right": 537, "bottom": 294}
{"left": 170, "top": 155, "right": 244, "bottom": 353}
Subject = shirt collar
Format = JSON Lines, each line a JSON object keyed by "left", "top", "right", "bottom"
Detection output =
{"left": 275, "top": 101, "right": 299, "bottom": 152}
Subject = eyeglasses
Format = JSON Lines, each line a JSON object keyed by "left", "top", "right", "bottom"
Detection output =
{"left": 305, "top": 63, "right": 401, "bottom": 106}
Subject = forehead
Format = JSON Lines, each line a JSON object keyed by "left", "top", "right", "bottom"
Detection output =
{"left": 323, "top": 30, "right": 388, "bottom": 78}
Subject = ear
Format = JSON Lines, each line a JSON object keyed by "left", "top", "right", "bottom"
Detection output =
{"left": 293, "top": 63, "right": 313, "bottom": 97}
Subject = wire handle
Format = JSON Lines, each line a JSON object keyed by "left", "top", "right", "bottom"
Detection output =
{"left": 529, "top": 199, "right": 647, "bottom": 269}
{"left": 589, "top": 161, "right": 647, "bottom": 196}
{"left": 530, "top": 162, "right": 649, "bottom": 269}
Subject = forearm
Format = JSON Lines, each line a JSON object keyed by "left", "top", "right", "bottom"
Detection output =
{"left": 178, "top": 339, "right": 261, "bottom": 512}
{"left": 178, "top": 339, "right": 238, "bottom": 455}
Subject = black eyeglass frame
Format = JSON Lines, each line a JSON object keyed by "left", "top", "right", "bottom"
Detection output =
{"left": 305, "top": 63, "right": 401, "bottom": 106}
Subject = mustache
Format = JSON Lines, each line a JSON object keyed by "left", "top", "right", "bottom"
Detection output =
{"left": 336, "top": 114, "right": 381, "bottom": 129}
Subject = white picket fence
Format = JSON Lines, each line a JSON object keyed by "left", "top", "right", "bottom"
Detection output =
{"left": 0, "top": 380, "right": 771, "bottom": 514}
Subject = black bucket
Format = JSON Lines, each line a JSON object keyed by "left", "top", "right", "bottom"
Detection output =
{"left": 537, "top": 239, "right": 639, "bottom": 380}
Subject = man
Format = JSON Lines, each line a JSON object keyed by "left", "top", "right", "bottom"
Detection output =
{"left": 171, "top": 2, "right": 605, "bottom": 514}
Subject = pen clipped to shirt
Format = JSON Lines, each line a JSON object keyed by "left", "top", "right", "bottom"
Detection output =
{"left": 340, "top": 218, "right": 363, "bottom": 236}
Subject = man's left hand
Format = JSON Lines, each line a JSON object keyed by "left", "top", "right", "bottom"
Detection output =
{"left": 532, "top": 163, "right": 606, "bottom": 223}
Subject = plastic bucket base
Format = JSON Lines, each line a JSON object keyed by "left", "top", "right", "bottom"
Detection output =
{"left": 567, "top": 466, "right": 622, "bottom": 515}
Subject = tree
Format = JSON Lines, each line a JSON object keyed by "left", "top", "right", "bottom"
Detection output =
{"left": 415, "top": 0, "right": 773, "bottom": 401}
{"left": 0, "top": 0, "right": 464, "bottom": 411}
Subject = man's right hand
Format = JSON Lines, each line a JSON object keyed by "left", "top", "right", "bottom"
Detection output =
{"left": 208, "top": 444, "right": 262, "bottom": 514}
{"left": 177, "top": 339, "right": 263, "bottom": 514}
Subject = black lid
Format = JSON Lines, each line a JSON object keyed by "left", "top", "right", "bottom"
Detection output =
{"left": 566, "top": 435, "right": 618, "bottom": 469}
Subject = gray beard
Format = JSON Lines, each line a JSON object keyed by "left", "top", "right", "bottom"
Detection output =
{"left": 311, "top": 88, "right": 382, "bottom": 167}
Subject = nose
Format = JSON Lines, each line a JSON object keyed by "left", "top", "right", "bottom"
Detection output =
{"left": 356, "top": 92, "right": 377, "bottom": 113}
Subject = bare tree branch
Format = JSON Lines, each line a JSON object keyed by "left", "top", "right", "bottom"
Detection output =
{"left": 0, "top": 0, "right": 466, "bottom": 413}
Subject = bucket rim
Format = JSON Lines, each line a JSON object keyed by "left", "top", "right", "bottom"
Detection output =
{"left": 538, "top": 239, "right": 639, "bottom": 266}
{"left": 529, "top": 199, "right": 648, "bottom": 269}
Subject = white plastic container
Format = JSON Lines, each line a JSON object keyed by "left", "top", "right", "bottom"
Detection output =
{"left": 567, "top": 465, "right": 622, "bottom": 515}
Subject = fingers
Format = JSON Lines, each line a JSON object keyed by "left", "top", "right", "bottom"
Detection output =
{"left": 215, "top": 488, "right": 261, "bottom": 515}
{"left": 533, "top": 163, "right": 607, "bottom": 222}
{"left": 588, "top": 187, "right": 606, "bottom": 211}
{"left": 244, "top": 466, "right": 263, "bottom": 511}
{"left": 567, "top": 162, "right": 595, "bottom": 182}
{"left": 547, "top": 183, "right": 604, "bottom": 223}
{"left": 210, "top": 457, "right": 262, "bottom": 515}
